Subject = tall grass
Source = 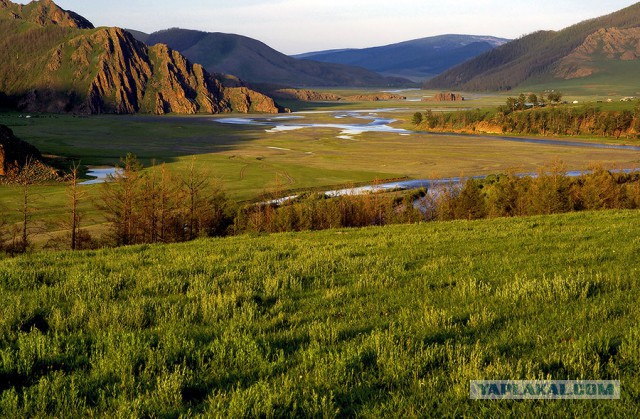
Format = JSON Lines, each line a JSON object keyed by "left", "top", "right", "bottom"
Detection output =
{"left": 1, "top": 210, "right": 640, "bottom": 415}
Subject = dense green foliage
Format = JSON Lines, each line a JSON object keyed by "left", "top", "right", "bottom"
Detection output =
{"left": 4, "top": 153, "right": 640, "bottom": 253}
{"left": 417, "top": 101, "right": 640, "bottom": 138}
{"left": 233, "top": 165, "right": 640, "bottom": 234}
{"left": 425, "top": 2, "right": 640, "bottom": 90}
{"left": 1, "top": 210, "right": 640, "bottom": 416}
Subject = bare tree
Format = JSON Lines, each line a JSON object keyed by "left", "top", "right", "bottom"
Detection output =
{"left": 99, "top": 153, "right": 143, "bottom": 246}
{"left": 180, "top": 158, "right": 231, "bottom": 239}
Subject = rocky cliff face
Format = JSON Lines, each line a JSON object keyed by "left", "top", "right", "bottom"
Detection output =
{"left": 75, "top": 28, "right": 232, "bottom": 114}
{"left": 224, "top": 87, "right": 288, "bottom": 113}
{"left": 0, "top": 124, "right": 42, "bottom": 176}
{"left": 0, "top": 0, "right": 93, "bottom": 29}
{"left": 1, "top": 0, "right": 282, "bottom": 115}
{"left": 269, "top": 89, "right": 405, "bottom": 102}
{"left": 424, "top": 92, "right": 464, "bottom": 102}
{"left": 554, "top": 27, "right": 640, "bottom": 79}
{"left": 271, "top": 89, "right": 343, "bottom": 102}
{"left": 343, "top": 93, "right": 406, "bottom": 102}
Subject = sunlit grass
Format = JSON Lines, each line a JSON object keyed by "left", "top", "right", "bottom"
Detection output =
{"left": 1, "top": 210, "right": 639, "bottom": 416}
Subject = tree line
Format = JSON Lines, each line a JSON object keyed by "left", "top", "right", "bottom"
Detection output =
{"left": 414, "top": 98, "right": 640, "bottom": 138}
{"left": 2, "top": 157, "right": 640, "bottom": 254}
{"left": 236, "top": 162, "right": 640, "bottom": 232}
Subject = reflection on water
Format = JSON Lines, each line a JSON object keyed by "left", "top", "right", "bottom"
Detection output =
{"left": 215, "top": 110, "right": 640, "bottom": 151}
{"left": 79, "top": 167, "right": 118, "bottom": 185}
{"left": 216, "top": 110, "right": 409, "bottom": 139}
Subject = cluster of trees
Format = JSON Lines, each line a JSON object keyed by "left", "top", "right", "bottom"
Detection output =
{"left": 0, "top": 158, "right": 64, "bottom": 254}
{"left": 415, "top": 100, "right": 640, "bottom": 138}
{"left": 234, "top": 163, "right": 640, "bottom": 234}
{"left": 97, "top": 154, "right": 233, "bottom": 247}
{"left": 233, "top": 191, "right": 424, "bottom": 234}
{"left": 424, "top": 163, "right": 640, "bottom": 222}
{"left": 500, "top": 91, "right": 563, "bottom": 113}
{"left": 3, "top": 155, "right": 640, "bottom": 254}
{"left": 0, "top": 155, "right": 234, "bottom": 254}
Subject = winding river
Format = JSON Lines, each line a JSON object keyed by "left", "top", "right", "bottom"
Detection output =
{"left": 80, "top": 110, "right": 640, "bottom": 195}
{"left": 216, "top": 109, "right": 640, "bottom": 151}
{"left": 216, "top": 109, "right": 640, "bottom": 204}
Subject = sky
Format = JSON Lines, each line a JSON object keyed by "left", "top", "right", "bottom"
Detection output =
{"left": 13, "top": 0, "right": 639, "bottom": 54}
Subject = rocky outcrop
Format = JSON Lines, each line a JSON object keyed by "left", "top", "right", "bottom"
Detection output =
{"left": 0, "top": 124, "right": 42, "bottom": 176}
{"left": 271, "top": 89, "right": 342, "bottom": 101}
{"left": 343, "top": 93, "right": 406, "bottom": 101}
{"left": 0, "top": 0, "right": 93, "bottom": 29}
{"left": 269, "top": 89, "right": 405, "bottom": 102}
{"left": 1, "top": 0, "right": 283, "bottom": 115}
{"left": 224, "top": 87, "right": 287, "bottom": 113}
{"left": 554, "top": 27, "right": 640, "bottom": 79}
{"left": 424, "top": 92, "right": 464, "bottom": 102}
{"left": 47, "top": 28, "right": 231, "bottom": 115}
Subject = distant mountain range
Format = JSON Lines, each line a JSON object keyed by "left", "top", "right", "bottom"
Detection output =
{"left": 128, "top": 28, "right": 412, "bottom": 87}
{"left": 0, "top": 0, "right": 282, "bottom": 114}
{"left": 293, "top": 35, "right": 509, "bottom": 82}
{"left": 426, "top": 2, "right": 640, "bottom": 91}
{"left": 2, "top": 0, "right": 638, "bottom": 114}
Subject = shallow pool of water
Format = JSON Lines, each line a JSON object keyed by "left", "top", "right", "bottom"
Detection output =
{"left": 79, "top": 167, "right": 118, "bottom": 185}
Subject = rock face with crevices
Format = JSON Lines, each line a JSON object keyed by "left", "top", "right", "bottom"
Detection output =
{"left": 0, "top": 0, "right": 281, "bottom": 114}
{"left": 424, "top": 92, "right": 464, "bottom": 102}
{"left": 554, "top": 27, "right": 640, "bottom": 79}
{"left": 0, "top": 0, "right": 93, "bottom": 29}
{"left": 425, "top": 2, "right": 640, "bottom": 90}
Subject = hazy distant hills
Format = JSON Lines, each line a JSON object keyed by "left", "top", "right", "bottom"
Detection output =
{"left": 293, "top": 35, "right": 509, "bottom": 82}
{"left": 0, "top": 0, "right": 282, "bottom": 114}
{"left": 130, "top": 28, "right": 412, "bottom": 87}
{"left": 425, "top": 2, "right": 640, "bottom": 91}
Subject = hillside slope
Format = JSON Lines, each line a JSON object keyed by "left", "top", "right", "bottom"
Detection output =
{"left": 1, "top": 210, "right": 639, "bottom": 416}
{"left": 0, "top": 0, "right": 93, "bottom": 29}
{"left": 294, "top": 34, "right": 509, "bottom": 81}
{"left": 425, "top": 2, "right": 640, "bottom": 91}
{"left": 0, "top": 124, "right": 42, "bottom": 175}
{"left": 0, "top": 0, "right": 282, "bottom": 114}
{"left": 134, "top": 28, "right": 412, "bottom": 87}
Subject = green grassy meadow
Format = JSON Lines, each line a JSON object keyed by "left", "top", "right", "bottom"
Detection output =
{"left": 1, "top": 210, "right": 639, "bottom": 416}
{"left": 2, "top": 92, "right": 640, "bottom": 245}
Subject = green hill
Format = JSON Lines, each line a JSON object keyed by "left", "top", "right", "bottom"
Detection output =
{"left": 425, "top": 2, "right": 640, "bottom": 91}
{"left": 1, "top": 210, "right": 639, "bottom": 416}
{"left": 0, "top": 0, "right": 282, "bottom": 114}
{"left": 133, "top": 28, "right": 412, "bottom": 87}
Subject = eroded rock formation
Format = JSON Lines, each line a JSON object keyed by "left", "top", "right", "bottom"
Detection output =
{"left": 424, "top": 92, "right": 464, "bottom": 102}
{"left": 1, "top": 0, "right": 282, "bottom": 115}
{"left": 554, "top": 27, "right": 640, "bottom": 79}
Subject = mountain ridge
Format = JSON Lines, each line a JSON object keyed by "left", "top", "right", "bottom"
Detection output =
{"left": 133, "top": 28, "right": 413, "bottom": 87}
{"left": 425, "top": 2, "right": 640, "bottom": 91}
{"left": 0, "top": 0, "right": 93, "bottom": 29}
{"left": 293, "top": 34, "right": 509, "bottom": 81}
{"left": 0, "top": 0, "right": 282, "bottom": 114}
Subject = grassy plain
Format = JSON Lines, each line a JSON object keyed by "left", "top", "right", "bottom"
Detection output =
{"left": 1, "top": 210, "right": 639, "bottom": 416}
{"left": 523, "top": 60, "right": 640, "bottom": 97}
{"left": 1, "top": 90, "right": 639, "bottom": 242}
